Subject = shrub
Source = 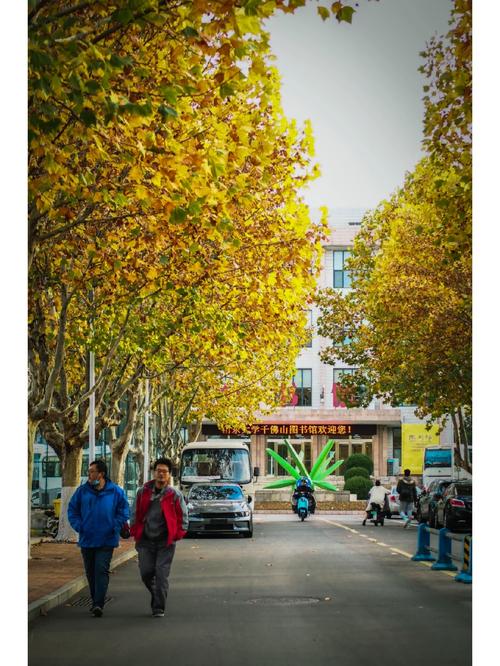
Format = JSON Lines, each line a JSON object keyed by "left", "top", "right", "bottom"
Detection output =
{"left": 344, "top": 466, "right": 370, "bottom": 481}
{"left": 343, "top": 476, "right": 373, "bottom": 500}
{"left": 344, "top": 453, "right": 374, "bottom": 475}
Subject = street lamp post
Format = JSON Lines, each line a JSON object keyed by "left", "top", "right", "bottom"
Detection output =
{"left": 143, "top": 378, "right": 150, "bottom": 484}
{"left": 88, "top": 350, "right": 96, "bottom": 463}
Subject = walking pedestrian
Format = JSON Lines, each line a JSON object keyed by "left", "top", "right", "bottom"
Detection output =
{"left": 397, "top": 468, "right": 418, "bottom": 528}
{"left": 131, "top": 457, "right": 188, "bottom": 618}
{"left": 68, "top": 459, "right": 130, "bottom": 617}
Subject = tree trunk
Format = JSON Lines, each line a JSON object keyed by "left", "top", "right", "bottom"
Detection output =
{"left": 111, "top": 448, "right": 126, "bottom": 487}
{"left": 56, "top": 445, "right": 82, "bottom": 542}
{"left": 188, "top": 420, "right": 202, "bottom": 443}
{"left": 28, "top": 418, "right": 39, "bottom": 558}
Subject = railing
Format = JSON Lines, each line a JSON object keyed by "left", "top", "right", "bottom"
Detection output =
{"left": 412, "top": 523, "right": 472, "bottom": 584}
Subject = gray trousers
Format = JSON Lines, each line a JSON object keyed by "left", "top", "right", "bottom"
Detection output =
{"left": 137, "top": 540, "right": 176, "bottom": 612}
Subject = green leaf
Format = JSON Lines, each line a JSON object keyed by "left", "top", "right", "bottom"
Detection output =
{"left": 80, "top": 108, "right": 97, "bottom": 127}
{"left": 315, "top": 459, "right": 344, "bottom": 480}
{"left": 112, "top": 8, "right": 134, "bottom": 24}
{"left": 263, "top": 478, "right": 297, "bottom": 489}
{"left": 85, "top": 80, "right": 101, "bottom": 94}
{"left": 160, "top": 86, "right": 178, "bottom": 105}
{"left": 283, "top": 439, "right": 309, "bottom": 478}
{"left": 158, "top": 104, "right": 178, "bottom": 119}
{"left": 314, "top": 479, "right": 339, "bottom": 492}
{"left": 265, "top": 448, "right": 301, "bottom": 480}
{"left": 181, "top": 26, "right": 199, "bottom": 39}
{"left": 219, "top": 82, "right": 235, "bottom": 98}
{"left": 309, "top": 439, "right": 335, "bottom": 478}
{"left": 337, "top": 6, "right": 355, "bottom": 23}
{"left": 170, "top": 207, "right": 187, "bottom": 224}
{"left": 317, "top": 6, "right": 330, "bottom": 21}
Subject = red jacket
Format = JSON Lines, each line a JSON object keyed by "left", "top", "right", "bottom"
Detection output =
{"left": 131, "top": 481, "right": 188, "bottom": 546}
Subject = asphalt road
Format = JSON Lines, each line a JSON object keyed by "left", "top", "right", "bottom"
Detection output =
{"left": 29, "top": 514, "right": 471, "bottom": 666}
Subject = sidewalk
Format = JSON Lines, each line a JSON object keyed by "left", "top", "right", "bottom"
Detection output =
{"left": 28, "top": 538, "right": 137, "bottom": 622}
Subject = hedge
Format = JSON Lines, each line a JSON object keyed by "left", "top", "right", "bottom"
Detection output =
{"left": 344, "top": 453, "right": 374, "bottom": 475}
{"left": 343, "top": 475, "right": 373, "bottom": 500}
{"left": 344, "top": 466, "right": 370, "bottom": 481}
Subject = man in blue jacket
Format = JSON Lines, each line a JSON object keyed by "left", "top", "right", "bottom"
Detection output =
{"left": 68, "top": 459, "right": 130, "bottom": 617}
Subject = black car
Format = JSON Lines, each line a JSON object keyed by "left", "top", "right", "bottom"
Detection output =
{"left": 416, "top": 479, "right": 452, "bottom": 526}
{"left": 435, "top": 481, "right": 472, "bottom": 532}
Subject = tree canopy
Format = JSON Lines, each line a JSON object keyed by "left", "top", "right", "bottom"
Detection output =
{"left": 316, "top": 0, "right": 471, "bottom": 462}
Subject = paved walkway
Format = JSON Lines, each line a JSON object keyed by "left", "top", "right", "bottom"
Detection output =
{"left": 28, "top": 538, "right": 137, "bottom": 620}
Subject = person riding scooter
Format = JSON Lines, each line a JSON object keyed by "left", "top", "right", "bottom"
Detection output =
{"left": 362, "top": 479, "right": 390, "bottom": 526}
{"left": 292, "top": 477, "right": 316, "bottom": 515}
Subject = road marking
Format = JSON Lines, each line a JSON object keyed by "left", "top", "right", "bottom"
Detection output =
{"left": 390, "top": 547, "right": 412, "bottom": 559}
{"left": 318, "top": 519, "right": 459, "bottom": 579}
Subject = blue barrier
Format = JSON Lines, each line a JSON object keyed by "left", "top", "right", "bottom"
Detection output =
{"left": 431, "top": 528, "right": 458, "bottom": 571}
{"left": 455, "top": 535, "right": 472, "bottom": 584}
{"left": 412, "top": 523, "right": 436, "bottom": 562}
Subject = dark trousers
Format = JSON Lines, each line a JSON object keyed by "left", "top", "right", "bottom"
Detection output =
{"left": 137, "top": 540, "right": 176, "bottom": 612}
{"left": 80, "top": 547, "right": 114, "bottom": 609}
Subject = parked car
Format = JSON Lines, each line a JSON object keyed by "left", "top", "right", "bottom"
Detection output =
{"left": 416, "top": 479, "right": 452, "bottom": 525}
{"left": 435, "top": 481, "right": 472, "bottom": 532}
{"left": 186, "top": 482, "right": 253, "bottom": 537}
{"left": 386, "top": 485, "right": 400, "bottom": 517}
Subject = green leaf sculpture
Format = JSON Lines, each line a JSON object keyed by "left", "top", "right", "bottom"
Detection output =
{"left": 264, "top": 439, "right": 344, "bottom": 491}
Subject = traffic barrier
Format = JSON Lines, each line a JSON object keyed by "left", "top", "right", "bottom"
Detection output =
{"left": 431, "top": 528, "right": 458, "bottom": 571}
{"left": 411, "top": 523, "right": 436, "bottom": 562}
{"left": 455, "top": 535, "right": 472, "bottom": 584}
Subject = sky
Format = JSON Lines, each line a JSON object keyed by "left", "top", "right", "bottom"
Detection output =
{"left": 267, "top": 0, "right": 452, "bottom": 211}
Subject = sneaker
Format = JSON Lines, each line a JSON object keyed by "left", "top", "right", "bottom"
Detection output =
{"left": 404, "top": 517, "right": 412, "bottom": 528}
{"left": 152, "top": 609, "right": 165, "bottom": 618}
{"left": 92, "top": 606, "right": 103, "bottom": 617}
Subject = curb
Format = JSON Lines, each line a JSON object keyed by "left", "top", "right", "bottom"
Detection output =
{"left": 28, "top": 547, "right": 137, "bottom": 623}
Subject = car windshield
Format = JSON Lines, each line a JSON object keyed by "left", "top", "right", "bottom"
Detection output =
{"left": 189, "top": 485, "right": 245, "bottom": 501}
{"left": 180, "top": 448, "right": 251, "bottom": 483}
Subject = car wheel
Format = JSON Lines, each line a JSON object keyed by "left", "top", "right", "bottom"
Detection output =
{"left": 444, "top": 508, "right": 455, "bottom": 532}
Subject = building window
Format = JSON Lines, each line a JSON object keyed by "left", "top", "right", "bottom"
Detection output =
{"left": 42, "top": 456, "right": 62, "bottom": 478}
{"left": 332, "top": 368, "right": 354, "bottom": 407}
{"left": 333, "top": 250, "right": 351, "bottom": 288}
{"left": 292, "top": 369, "right": 312, "bottom": 406}
{"left": 304, "top": 310, "right": 313, "bottom": 348}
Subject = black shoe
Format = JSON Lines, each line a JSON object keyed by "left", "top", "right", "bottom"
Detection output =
{"left": 362, "top": 519, "right": 366, "bottom": 526}
{"left": 92, "top": 607, "right": 103, "bottom": 617}
{"left": 152, "top": 609, "right": 165, "bottom": 617}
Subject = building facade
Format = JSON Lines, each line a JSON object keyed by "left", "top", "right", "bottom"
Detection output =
{"left": 200, "top": 209, "right": 452, "bottom": 485}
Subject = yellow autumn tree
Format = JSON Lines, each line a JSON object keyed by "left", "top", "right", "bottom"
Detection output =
{"left": 316, "top": 0, "right": 471, "bottom": 470}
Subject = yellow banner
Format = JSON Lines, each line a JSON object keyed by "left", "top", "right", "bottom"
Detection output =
{"left": 401, "top": 424, "right": 440, "bottom": 474}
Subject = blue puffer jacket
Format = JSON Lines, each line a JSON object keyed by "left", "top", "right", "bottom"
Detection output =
{"left": 68, "top": 480, "right": 130, "bottom": 548}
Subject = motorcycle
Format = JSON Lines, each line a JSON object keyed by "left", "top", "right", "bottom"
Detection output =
{"left": 44, "top": 509, "right": 59, "bottom": 538}
{"left": 296, "top": 494, "right": 310, "bottom": 521}
{"left": 362, "top": 502, "right": 385, "bottom": 527}
{"left": 292, "top": 478, "right": 316, "bottom": 522}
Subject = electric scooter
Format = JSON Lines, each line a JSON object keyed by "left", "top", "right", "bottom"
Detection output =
{"left": 362, "top": 502, "right": 385, "bottom": 527}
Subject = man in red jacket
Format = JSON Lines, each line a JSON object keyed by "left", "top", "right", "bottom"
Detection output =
{"left": 131, "top": 457, "right": 188, "bottom": 617}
